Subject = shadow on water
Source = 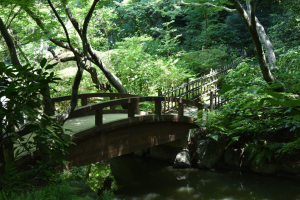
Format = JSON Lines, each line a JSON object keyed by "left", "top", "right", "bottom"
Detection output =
{"left": 112, "top": 156, "right": 300, "bottom": 200}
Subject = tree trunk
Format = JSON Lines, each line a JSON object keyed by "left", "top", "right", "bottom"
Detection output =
{"left": 229, "top": 0, "right": 284, "bottom": 91}
{"left": 181, "top": 0, "right": 282, "bottom": 90}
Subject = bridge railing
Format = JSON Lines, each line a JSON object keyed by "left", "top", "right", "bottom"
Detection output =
{"left": 70, "top": 96, "right": 203, "bottom": 126}
{"left": 51, "top": 93, "right": 139, "bottom": 111}
{"left": 4, "top": 96, "right": 202, "bottom": 163}
{"left": 159, "top": 55, "right": 245, "bottom": 112}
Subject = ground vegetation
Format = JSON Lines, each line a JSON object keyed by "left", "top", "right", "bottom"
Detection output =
{"left": 0, "top": 0, "right": 299, "bottom": 198}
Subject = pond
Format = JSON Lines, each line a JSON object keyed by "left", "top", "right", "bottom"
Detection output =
{"left": 113, "top": 156, "right": 300, "bottom": 200}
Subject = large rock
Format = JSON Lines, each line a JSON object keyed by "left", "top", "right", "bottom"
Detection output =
{"left": 174, "top": 150, "right": 191, "bottom": 168}
{"left": 194, "top": 139, "right": 226, "bottom": 169}
{"left": 224, "top": 148, "right": 252, "bottom": 168}
{"left": 251, "top": 162, "right": 280, "bottom": 174}
{"left": 67, "top": 180, "right": 98, "bottom": 200}
{"left": 282, "top": 161, "right": 300, "bottom": 175}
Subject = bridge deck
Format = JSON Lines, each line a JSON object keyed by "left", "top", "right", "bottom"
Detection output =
{"left": 15, "top": 107, "right": 197, "bottom": 159}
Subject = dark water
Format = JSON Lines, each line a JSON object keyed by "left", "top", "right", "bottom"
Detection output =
{"left": 113, "top": 157, "right": 300, "bottom": 200}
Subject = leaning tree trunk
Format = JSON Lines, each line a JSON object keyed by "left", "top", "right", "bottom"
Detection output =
{"left": 245, "top": 1, "right": 276, "bottom": 70}
{"left": 229, "top": 0, "right": 284, "bottom": 91}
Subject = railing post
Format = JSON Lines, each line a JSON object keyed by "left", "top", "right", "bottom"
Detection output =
{"left": 95, "top": 108, "right": 103, "bottom": 126}
{"left": 128, "top": 100, "right": 135, "bottom": 118}
{"left": 158, "top": 89, "right": 162, "bottom": 96}
{"left": 178, "top": 101, "right": 184, "bottom": 117}
{"left": 135, "top": 101, "right": 139, "bottom": 114}
{"left": 185, "top": 78, "right": 189, "bottom": 100}
{"left": 155, "top": 99, "right": 162, "bottom": 117}
{"left": 110, "top": 96, "right": 115, "bottom": 110}
{"left": 214, "top": 90, "right": 217, "bottom": 109}
{"left": 81, "top": 97, "right": 87, "bottom": 107}
{"left": 51, "top": 100, "right": 55, "bottom": 111}
{"left": 210, "top": 91, "right": 213, "bottom": 112}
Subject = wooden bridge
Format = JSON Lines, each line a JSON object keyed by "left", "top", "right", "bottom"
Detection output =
{"left": 10, "top": 93, "right": 201, "bottom": 168}
{"left": 6, "top": 55, "right": 245, "bottom": 168}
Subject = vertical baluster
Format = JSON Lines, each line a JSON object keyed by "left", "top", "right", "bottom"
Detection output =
{"left": 128, "top": 100, "right": 136, "bottom": 118}
{"left": 168, "top": 92, "right": 170, "bottom": 111}
{"left": 164, "top": 91, "right": 166, "bottom": 113}
{"left": 110, "top": 96, "right": 115, "bottom": 110}
{"left": 178, "top": 100, "right": 184, "bottom": 117}
{"left": 81, "top": 97, "right": 87, "bottom": 107}
{"left": 155, "top": 99, "right": 162, "bottom": 117}
{"left": 171, "top": 87, "right": 174, "bottom": 109}
{"left": 214, "top": 90, "right": 217, "bottom": 109}
{"left": 185, "top": 78, "right": 189, "bottom": 100}
{"left": 95, "top": 108, "right": 103, "bottom": 126}
{"left": 210, "top": 91, "right": 213, "bottom": 112}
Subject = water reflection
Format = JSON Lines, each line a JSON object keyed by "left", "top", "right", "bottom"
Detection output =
{"left": 113, "top": 156, "right": 300, "bottom": 200}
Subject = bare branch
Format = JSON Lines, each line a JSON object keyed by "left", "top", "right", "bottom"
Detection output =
{"left": 62, "top": 1, "right": 82, "bottom": 37}
{"left": 82, "top": 0, "right": 98, "bottom": 56}
{"left": 180, "top": 0, "right": 237, "bottom": 12}
{"left": 9, "top": 31, "right": 30, "bottom": 65}
{"left": 48, "top": 0, "right": 84, "bottom": 122}
{"left": 0, "top": 16, "right": 22, "bottom": 66}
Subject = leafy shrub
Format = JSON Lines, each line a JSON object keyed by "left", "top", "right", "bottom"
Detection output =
{"left": 0, "top": 181, "right": 94, "bottom": 200}
{"left": 109, "top": 35, "right": 190, "bottom": 95}
{"left": 274, "top": 48, "right": 300, "bottom": 94}
{"left": 179, "top": 48, "right": 229, "bottom": 76}
{"left": 198, "top": 61, "right": 300, "bottom": 164}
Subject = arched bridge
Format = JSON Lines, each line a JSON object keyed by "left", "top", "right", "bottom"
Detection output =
{"left": 12, "top": 93, "right": 201, "bottom": 168}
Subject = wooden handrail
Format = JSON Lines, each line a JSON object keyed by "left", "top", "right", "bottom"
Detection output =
{"left": 70, "top": 96, "right": 203, "bottom": 126}
{"left": 4, "top": 95, "right": 202, "bottom": 162}
{"left": 160, "top": 55, "right": 245, "bottom": 112}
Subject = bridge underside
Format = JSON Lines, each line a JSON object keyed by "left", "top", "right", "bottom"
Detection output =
{"left": 66, "top": 121, "right": 198, "bottom": 167}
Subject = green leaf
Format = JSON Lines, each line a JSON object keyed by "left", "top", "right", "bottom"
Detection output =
{"left": 264, "top": 90, "right": 284, "bottom": 99}
{"left": 293, "top": 115, "right": 300, "bottom": 120}
{"left": 282, "top": 99, "right": 300, "bottom": 107}
{"left": 45, "top": 63, "right": 58, "bottom": 70}
{"left": 40, "top": 58, "right": 48, "bottom": 68}
{"left": 245, "top": 87, "right": 261, "bottom": 96}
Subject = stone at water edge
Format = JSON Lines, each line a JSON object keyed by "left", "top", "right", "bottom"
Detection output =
{"left": 194, "top": 139, "right": 226, "bottom": 169}
{"left": 224, "top": 148, "right": 252, "bottom": 168}
{"left": 251, "top": 162, "right": 281, "bottom": 174}
{"left": 282, "top": 161, "right": 300, "bottom": 175}
{"left": 174, "top": 150, "right": 191, "bottom": 168}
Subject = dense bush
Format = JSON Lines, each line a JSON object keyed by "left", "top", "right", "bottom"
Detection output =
{"left": 198, "top": 60, "right": 300, "bottom": 164}
{"left": 178, "top": 47, "right": 230, "bottom": 76}
{"left": 109, "top": 35, "right": 190, "bottom": 95}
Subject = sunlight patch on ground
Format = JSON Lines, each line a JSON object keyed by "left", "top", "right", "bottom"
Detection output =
{"left": 58, "top": 67, "right": 78, "bottom": 78}
{"left": 64, "top": 114, "right": 129, "bottom": 133}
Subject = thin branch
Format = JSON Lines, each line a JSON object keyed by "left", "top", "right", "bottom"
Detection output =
{"left": 82, "top": 0, "right": 99, "bottom": 57}
{"left": 62, "top": 1, "right": 82, "bottom": 37}
{"left": 250, "top": 0, "right": 256, "bottom": 31}
{"left": 180, "top": 0, "right": 237, "bottom": 13}
{"left": 7, "top": 7, "right": 22, "bottom": 29}
{"left": 0, "top": 16, "right": 22, "bottom": 66}
{"left": 4, "top": 5, "right": 17, "bottom": 27}
{"left": 48, "top": 0, "right": 84, "bottom": 122}
{"left": 9, "top": 31, "right": 31, "bottom": 65}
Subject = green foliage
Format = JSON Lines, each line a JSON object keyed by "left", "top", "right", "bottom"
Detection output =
{"left": 109, "top": 35, "right": 189, "bottom": 95}
{"left": 178, "top": 48, "right": 229, "bottom": 75}
{"left": 87, "top": 162, "right": 118, "bottom": 193}
{"left": 198, "top": 60, "right": 300, "bottom": 164}
{"left": 0, "top": 60, "right": 75, "bottom": 193}
{"left": 0, "top": 156, "right": 23, "bottom": 196}
{"left": 274, "top": 48, "right": 300, "bottom": 94}
{"left": 99, "top": 191, "right": 115, "bottom": 200}
{"left": 0, "top": 180, "right": 94, "bottom": 200}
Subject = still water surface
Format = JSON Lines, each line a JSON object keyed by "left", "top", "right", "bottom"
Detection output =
{"left": 114, "top": 157, "right": 300, "bottom": 200}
